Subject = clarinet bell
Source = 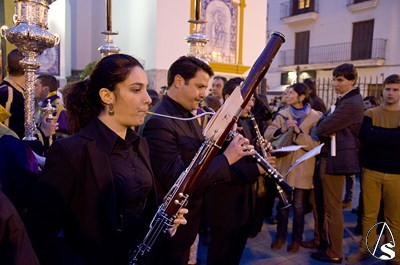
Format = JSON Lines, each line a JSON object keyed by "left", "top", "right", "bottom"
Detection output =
{"left": 277, "top": 185, "right": 293, "bottom": 209}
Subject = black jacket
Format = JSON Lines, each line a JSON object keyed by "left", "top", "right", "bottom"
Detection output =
{"left": 140, "top": 95, "right": 232, "bottom": 251}
{"left": 26, "top": 120, "right": 157, "bottom": 265}
{"left": 205, "top": 118, "right": 260, "bottom": 228}
{"left": 316, "top": 88, "right": 364, "bottom": 175}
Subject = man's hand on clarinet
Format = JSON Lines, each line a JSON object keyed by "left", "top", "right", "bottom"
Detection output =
{"left": 223, "top": 133, "right": 256, "bottom": 165}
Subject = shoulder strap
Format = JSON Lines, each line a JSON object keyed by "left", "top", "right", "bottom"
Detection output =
{"left": 275, "top": 112, "right": 289, "bottom": 121}
{"left": 4, "top": 86, "right": 14, "bottom": 127}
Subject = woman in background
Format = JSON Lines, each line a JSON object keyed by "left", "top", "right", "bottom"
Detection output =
{"left": 264, "top": 82, "right": 321, "bottom": 253}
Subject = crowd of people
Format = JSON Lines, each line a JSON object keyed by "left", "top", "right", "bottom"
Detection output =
{"left": 0, "top": 48, "right": 399, "bottom": 265}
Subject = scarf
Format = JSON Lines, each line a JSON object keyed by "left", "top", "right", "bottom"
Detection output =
{"left": 289, "top": 103, "right": 311, "bottom": 125}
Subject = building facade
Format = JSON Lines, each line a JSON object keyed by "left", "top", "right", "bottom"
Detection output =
{"left": 265, "top": 0, "right": 400, "bottom": 105}
{"left": 1, "top": 0, "right": 268, "bottom": 92}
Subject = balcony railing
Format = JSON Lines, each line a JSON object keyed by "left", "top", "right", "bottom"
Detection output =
{"left": 280, "top": 0, "right": 319, "bottom": 19}
{"left": 279, "top": 38, "right": 386, "bottom": 67}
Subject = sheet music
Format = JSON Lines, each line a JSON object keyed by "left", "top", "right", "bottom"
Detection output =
{"left": 285, "top": 143, "right": 325, "bottom": 176}
{"left": 271, "top": 145, "right": 306, "bottom": 153}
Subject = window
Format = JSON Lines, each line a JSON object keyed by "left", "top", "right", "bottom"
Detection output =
{"left": 299, "top": 0, "right": 310, "bottom": 9}
{"left": 351, "top": 20, "right": 374, "bottom": 60}
{"left": 294, "top": 31, "right": 310, "bottom": 65}
{"left": 291, "top": 0, "right": 315, "bottom": 15}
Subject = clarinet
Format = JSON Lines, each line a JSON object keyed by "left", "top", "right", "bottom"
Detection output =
{"left": 230, "top": 129, "right": 293, "bottom": 198}
{"left": 249, "top": 112, "right": 292, "bottom": 209}
{"left": 128, "top": 31, "right": 285, "bottom": 265}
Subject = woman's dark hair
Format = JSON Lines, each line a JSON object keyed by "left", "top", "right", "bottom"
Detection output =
{"left": 167, "top": 56, "right": 214, "bottom": 87}
{"left": 303, "top": 78, "right": 317, "bottom": 97}
{"left": 288, "top": 82, "right": 311, "bottom": 105}
{"left": 63, "top": 54, "right": 143, "bottom": 133}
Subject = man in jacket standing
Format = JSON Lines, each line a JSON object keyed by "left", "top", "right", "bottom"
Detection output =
{"left": 311, "top": 63, "right": 364, "bottom": 263}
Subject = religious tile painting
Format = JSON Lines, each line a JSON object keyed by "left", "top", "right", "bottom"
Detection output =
{"left": 36, "top": 44, "right": 60, "bottom": 76}
{"left": 201, "top": 0, "right": 238, "bottom": 64}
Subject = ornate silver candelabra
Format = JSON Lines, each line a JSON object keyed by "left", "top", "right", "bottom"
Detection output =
{"left": 186, "top": 20, "right": 209, "bottom": 62}
{"left": 186, "top": 0, "right": 209, "bottom": 62}
{"left": 98, "top": 32, "right": 120, "bottom": 58}
{"left": 1, "top": 0, "right": 60, "bottom": 140}
{"left": 98, "top": 0, "right": 120, "bottom": 57}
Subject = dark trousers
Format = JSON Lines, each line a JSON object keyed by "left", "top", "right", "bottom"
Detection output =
{"left": 344, "top": 174, "right": 355, "bottom": 202}
{"left": 264, "top": 177, "right": 278, "bottom": 218}
{"left": 276, "top": 188, "right": 310, "bottom": 243}
{"left": 251, "top": 177, "right": 278, "bottom": 235}
{"left": 207, "top": 224, "right": 250, "bottom": 265}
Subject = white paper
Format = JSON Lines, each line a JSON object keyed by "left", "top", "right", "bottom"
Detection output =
{"left": 331, "top": 135, "right": 336, "bottom": 157}
{"left": 330, "top": 104, "right": 336, "bottom": 114}
{"left": 285, "top": 143, "right": 325, "bottom": 176}
{"left": 271, "top": 145, "right": 306, "bottom": 153}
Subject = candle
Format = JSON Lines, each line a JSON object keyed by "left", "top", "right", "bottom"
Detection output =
{"left": 195, "top": 0, "right": 201, "bottom": 21}
{"left": 106, "top": 0, "right": 112, "bottom": 31}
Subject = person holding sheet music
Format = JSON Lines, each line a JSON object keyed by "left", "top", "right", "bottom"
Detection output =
{"left": 264, "top": 82, "right": 321, "bottom": 253}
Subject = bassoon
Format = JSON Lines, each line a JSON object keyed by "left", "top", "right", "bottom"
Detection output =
{"left": 128, "top": 31, "right": 285, "bottom": 265}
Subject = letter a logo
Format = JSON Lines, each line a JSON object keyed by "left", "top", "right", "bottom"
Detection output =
{"left": 366, "top": 222, "right": 396, "bottom": 260}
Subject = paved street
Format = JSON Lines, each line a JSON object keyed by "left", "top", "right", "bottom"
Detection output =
{"left": 196, "top": 179, "right": 387, "bottom": 264}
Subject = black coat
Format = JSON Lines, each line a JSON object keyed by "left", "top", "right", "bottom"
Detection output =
{"left": 205, "top": 118, "right": 260, "bottom": 228}
{"left": 140, "top": 95, "right": 232, "bottom": 252}
{"left": 316, "top": 88, "right": 364, "bottom": 175}
{"left": 26, "top": 120, "right": 157, "bottom": 265}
